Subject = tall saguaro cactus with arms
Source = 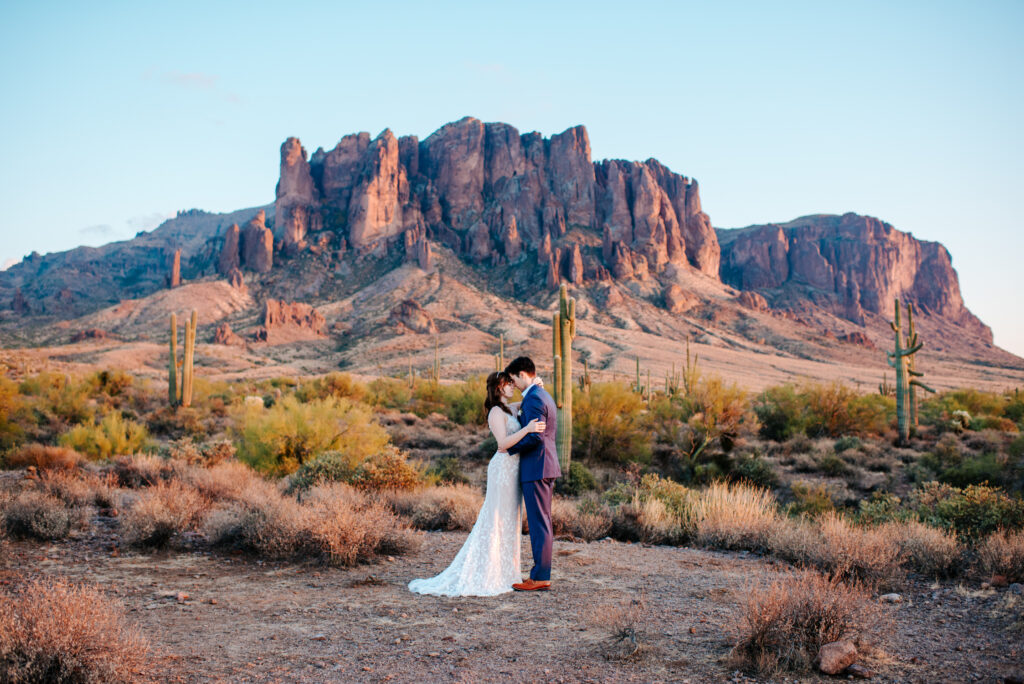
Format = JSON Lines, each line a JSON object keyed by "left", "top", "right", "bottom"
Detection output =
{"left": 887, "top": 298, "right": 933, "bottom": 445}
{"left": 551, "top": 284, "right": 576, "bottom": 473}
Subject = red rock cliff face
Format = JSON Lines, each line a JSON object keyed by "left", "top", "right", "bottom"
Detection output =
{"left": 277, "top": 116, "right": 720, "bottom": 280}
{"left": 718, "top": 213, "right": 991, "bottom": 341}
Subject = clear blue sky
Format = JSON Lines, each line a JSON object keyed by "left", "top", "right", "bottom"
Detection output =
{"left": 2, "top": 1, "right": 1022, "bottom": 356}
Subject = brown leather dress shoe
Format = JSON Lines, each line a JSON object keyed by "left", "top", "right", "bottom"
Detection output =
{"left": 512, "top": 579, "right": 551, "bottom": 591}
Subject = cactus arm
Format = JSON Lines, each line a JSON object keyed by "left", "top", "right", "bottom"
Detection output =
{"left": 910, "top": 379, "right": 936, "bottom": 393}
{"left": 169, "top": 313, "right": 178, "bottom": 406}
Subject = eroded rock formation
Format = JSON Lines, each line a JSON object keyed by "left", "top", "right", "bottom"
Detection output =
{"left": 388, "top": 299, "right": 437, "bottom": 334}
{"left": 718, "top": 213, "right": 991, "bottom": 339}
{"left": 253, "top": 299, "right": 326, "bottom": 343}
{"left": 240, "top": 211, "right": 273, "bottom": 273}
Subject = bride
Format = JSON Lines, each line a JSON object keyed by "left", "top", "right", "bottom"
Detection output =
{"left": 408, "top": 371, "right": 545, "bottom": 597}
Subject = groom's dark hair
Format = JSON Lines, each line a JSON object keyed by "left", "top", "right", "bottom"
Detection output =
{"left": 505, "top": 356, "right": 535, "bottom": 377}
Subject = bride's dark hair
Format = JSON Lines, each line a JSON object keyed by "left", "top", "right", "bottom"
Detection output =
{"left": 484, "top": 371, "right": 513, "bottom": 416}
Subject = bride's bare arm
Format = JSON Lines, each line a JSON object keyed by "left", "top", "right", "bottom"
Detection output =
{"left": 488, "top": 407, "right": 545, "bottom": 452}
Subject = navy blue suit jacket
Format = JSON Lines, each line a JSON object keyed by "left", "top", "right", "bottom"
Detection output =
{"left": 507, "top": 384, "right": 562, "bottom": 482}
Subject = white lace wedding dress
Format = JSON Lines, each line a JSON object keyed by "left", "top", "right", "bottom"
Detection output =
{"left": 408, "top": 410, "right": 522, "bottom": 597}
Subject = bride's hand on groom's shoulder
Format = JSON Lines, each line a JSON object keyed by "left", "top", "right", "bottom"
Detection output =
{"left": 533, "top": 377, "right": 544, "bottom": 388}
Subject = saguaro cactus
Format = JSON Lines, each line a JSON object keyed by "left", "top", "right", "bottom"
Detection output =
{"left": 430, "top": 337, "right": 441, "bottom": 383}
{"left": 168, "top": 313, "right": 179, "bottom": 405}
{"left": 552, "top": 284, "right": 576, "bottom": 473}
{"left": 169, "top": 310, "right": 197, "bottom": 407}
{"left": 887, "top": 299, "right": 932, "bottom": 445}
{"left": 903, "top": 302, "right": 934, "bottom": 430}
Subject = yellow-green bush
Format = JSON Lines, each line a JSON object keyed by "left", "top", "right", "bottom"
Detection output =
{"left": 58, "top": 411, "right": 148, "bottom": 460}
{"left": 574, "top": 382, "right": 651, "bottom": 463}
{"left": 295, "top": 372, "right": 367, "bottom": 403}
{"left": 232, "top": 395, "right": 389, "bottom": 475}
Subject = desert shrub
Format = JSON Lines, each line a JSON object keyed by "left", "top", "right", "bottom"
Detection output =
{"left": 754, "top": 384, "right": 804, "bottom": 441}
{"left": 295, "top": 372, "right": 367, "bottom": 403}
{"left": 59, "top": 411, "right": 148, "bottom": 460}
{"left": 1004, "top": 392, "right": 1024, "bottom": 424}
{"left": 0, "top": 576, "right": 152, "bottom": 683}
{"left": 183, "top": 460, "right": 262, "bottom": 501}
{"left": 834, "top": 435, "right": 864, "bottom": 453}
{"left": 40, "top": 470, "right": 115, "bottom": 509}
{"left": 288, "top": 446, "right": 421, "bottom": 493}
{"left": 694, "top": 480, "right": 778, "bottom": 551}
{"left": 4, "top": 444, "right": 84, "bottom": 471}
{"left": 365, "top": 378, "right": 412, "bottom": 410}
{"left": 586, "top": 592, "right": 651, "bottom": 661}
{"left": 204, "top": 480, "right": 416, "bottom": 565}
{"left": 786, "top": 481, "right": 835, "bottom": 519}
{"left": 556, "top": 461, "right": 598, "bottom": 496}
{"left": 564, "top": 496, "right": 614, "bottom": 541}
{"left": 233, "top": 395, "right": 390, "bottom": 475}
{"left": 112, "top": 453, "right": 177, "bottom": 488}
{"left": 165, "top": 438, "right": 236, "bottom": 466}
{"left": 729, "top": 569, "right": 880, "bottom": 676}
{"left": 426, "top": 456, "right": 470, "bottom": 485}
{"left": 574, "top": 383, "right": 651, "bottom": 464}
{"left": 764, "top": 516, "right": 822, "bottom": 566}
{"left": 86, "top": 368, "right": 134, "bottom": 398}
{"left": 939, "top": 452, "right": 1006, "bottom": 488}
{"left": 121, "top": 480, "right": 207, "bottom": 548}
{"left": 976, "top": 529, "right": 1024, "bottom": 582}
{"left": 920, "top": 433, "right": 962, "bottom": 473}
{"left": 386, "top": 484, "right": 483, "bottom": 531}
{"left": 970, "top": 415, "right": 1018, "bottom": 432}
{"left": 817, "top": 452, "right": 850, "bottom": 477}
{"left": 889, "top": 520, "right": 962, "bottom": 578}
{"left": 0, "top": 375, "right": 28, "bottom": 452}
{"left": 911, "top": 482, "right": 1024, "bottom": 538}
{"left": 730, "top": 452, "right": 779, "bottom": 489}
{"left": 816, "top": 512, "right": 902, "bottom": 585}
{"left": 438, "top": 375, "right": 488, "bottom": 425}
{"left": 18, "top": 371, "right": 96, "bottom": 428}
{"left": 2, "top": 491, "right": 76, "bottom": 540}
{"left": 611, "top": 495, "right": 687, "bottom": 546}
{"left": 802, "top": 381, "right": 860, "bottom": 437}
{"left": 856, "top": 491, "right": 913, "bottom": 526}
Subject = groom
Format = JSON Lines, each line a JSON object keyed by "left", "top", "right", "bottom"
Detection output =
{"left": 504, "top": 356, "right": 562, "bottom": 591}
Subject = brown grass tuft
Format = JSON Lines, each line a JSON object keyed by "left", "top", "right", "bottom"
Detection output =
{"left": 816, "top": 512, "right": 902, "bottom": 586}
{"left": 977, "top": 529, "right": 1024, "bottom": 583}
{"left": 552, "top": 496, "right": 613, "bottom": 541}
{"left": 585, "top": 592, "right": 651, "bottom": 661}
{"left": 0, "top": 575, "right": 153, "bottom": 683}
{"left": 4, "top": 444, "right": 84, "bottom": 471}
{"left": 385, "top": 484, "right": 483, "bottom": 531}
{"left": 112, "top": 453, "right": 181, "bottom": 488}
{"left": 729, "top": 569, "right": 882, "bottom": 676}
{"left": 121, "top": 480, "right": 207, "bottom": 548}
{"left": 182, "top": 460, "right": 263, "bottom": 501}
{"left": 887, "top": 520, "right": 963, "bottom": 578}
{"left": 694, "top": 481, "right": 778, "bottom": 551}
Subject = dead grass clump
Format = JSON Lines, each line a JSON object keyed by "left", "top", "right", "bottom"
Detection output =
{"left": 39, "top": 470, "right": 116, "bottom": 509}
{"left": 887, "top": 520, "right": 963, "bottom": 579}
{"left": 764, "top": 516, "right": 822, "bottom": 565}
{"left": 728, "top": 569, "right": 881, "bottom": 676}
{"left": 183, "top": 460, "right": 262, "bottom": 501}
{"left": 5, "top": 444, "right": 84, "bottom": 471}
{"left": 121, "top": 480, "right": 207, "bottom": 548}
{"left": 385, "top": 484, "right": 483, "bottom": 531}
{"left": 0, "top": 575, "right": 153, "bottom": 683}
{"left": 204, "top": 480, "right": 416, "bottom": 566}
{"left": 112, "top": 453, "right": 177, "bottom": 488}
{"left": 610, "top": 495, "right": 687, "bottom": 545}
{"left": 694, "top": 481, "right": 779, "bottom": 551}
{"left": 977, "top": 529, "right": 1024, "bottom": 583}
{"left": 552, "top": 496, "right": 613, "bottom": 541}
{"left": 585, "top": 592, "right": 650, "bottom": 661}
{"left": 2, "top": 491, "right": 79, "bottom": 540}
{"left": 816, "top": 512, "right": 902, "bottom": 586}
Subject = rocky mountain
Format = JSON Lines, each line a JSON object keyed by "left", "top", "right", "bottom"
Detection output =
{"left": 717, "top": 214, "right": 991, "bottom": 341}
{"left": 0, "top": 116, "right": 1005, "bottom": 377}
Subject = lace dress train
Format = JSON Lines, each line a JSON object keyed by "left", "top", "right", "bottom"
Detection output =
{"left": 409, "top": 413, "right": 522, "bottom": 597}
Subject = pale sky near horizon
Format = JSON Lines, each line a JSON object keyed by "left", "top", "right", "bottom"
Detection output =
{"left": 1, "top": 1, "right": 1022, "bottom": 356}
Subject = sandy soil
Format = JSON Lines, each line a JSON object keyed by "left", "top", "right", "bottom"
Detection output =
{"left": 3, "top": 524, "right": 1022, "bottom": 683}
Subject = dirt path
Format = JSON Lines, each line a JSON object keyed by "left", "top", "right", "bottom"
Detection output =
{"left": 3, "top": 530, "right": 1022, "bottom": 683}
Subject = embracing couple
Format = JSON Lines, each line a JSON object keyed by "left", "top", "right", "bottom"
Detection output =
{"left": 408, "top": 356, "right": 561, "bottom": 597}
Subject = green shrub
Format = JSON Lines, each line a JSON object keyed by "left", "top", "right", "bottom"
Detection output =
{"left": 366, "top": 378, "right": 412, "bottom": 410}
{"left": 833, "top": 435, "right": 863, "bottom": 453}
{"left": 1004, "top": 392, "right": 1024, "bottom": 424}
{"left": 574, "top": 383, "right": 651, "bottom": 464}
{"left": 426, "top": 456, "right": 470, "bottom": 485}
{"left": 786, "top": 481, "right": 835, "bottom": 519}
{"left": 817, "top": 452, "right": 851, "bottom": 477}
{"left": 911, "top": 482, "right": 1024, "bottom": 538}
{"left": 921, "top": 389, "right": 1006, "bottom": 429}
{"left": 438, "top": 375, "right": 488, "bottom": 425}
{"left": 856, "top": 491, "right": 913, "bottom": 526}
{"left": 555, "top": 461, "right": 597, "bottom": 496}
{"left": 0, "top": 376, "right": 27, "bottom": 453}
{"left": 939, "top": 453, "right": 1005, "bottom": 488}
{"left": 233, "top": 396, "right": 389, "bottom": 476}
{"left": 731, "top": 453, "right": 779, "bottom": 489}
{"left": 754, "top": 385, "right": 804, "bottom": 441}
{"left": 87, "top": 369, "right": 134, "bottom": 397}
{"left": 59, "top": 411, "right": 148, "bottom": 460}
